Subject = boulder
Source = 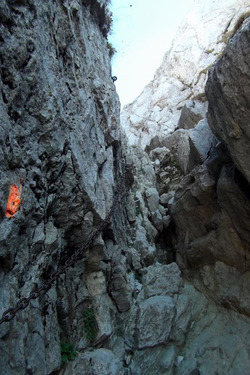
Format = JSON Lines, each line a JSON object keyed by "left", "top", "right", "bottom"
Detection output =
{"left": 138, "top": 296, "right": 175, "bottom": 349}
{"left": 177, "top": 100, "right": 206, "bottom": 130}
{"left": 144, "top": 187, "right": 160, "bottom": 213}
{"left": 141, "top": 263, "right": 183, "bottom": 298}
{"left": 151, "top": 210, "right": 164, "bottom": 231}
{"left": 187, "top": 119, "right": 218, "bottom": 171}
{"left": 160, "top": 191, "right": 175, "bottom": 207}
{"left": 162, "top": 130, "right": 190, "bottom": 175}
{"left": 108, "top": 266, "right": 132, "bottom": 312}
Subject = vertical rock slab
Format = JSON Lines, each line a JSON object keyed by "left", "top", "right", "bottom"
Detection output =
{"left": 0, "top": 0, "right": 121, "bottom": 374}
{"left": 206, "top": 17, "right": 250, "bottom": 183}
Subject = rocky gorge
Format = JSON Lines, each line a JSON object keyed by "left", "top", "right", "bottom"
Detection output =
{"left": 0, "top": 0, "right": 250, "bottom": 374}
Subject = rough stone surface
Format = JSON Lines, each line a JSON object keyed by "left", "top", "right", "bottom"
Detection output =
{"left": 108, "top": 266, "right": 132, "bottom": 312}
{"left": 0, "top": 1, "right": 122, "bottom": 374}
{"left": 167, "top": 17, "right": 250, "bottom": 319}
{"left": 138, "top": 295, "right": 175, "bottom": 349}
{"left": 206, "top": 16, "right": 250, "bottom": 184}
{"left": 175, "top": 297, "right": 250, "bottom": 375}
{"left": 119, "top": 4, "right": 250, "bottom": 374}
{"left": 161, "top": 130, "right": 190, "bottom": 176}
{"left": 177, "top": 100, "right": 206, "bottom": 130}
{"left": 1, "top": 1, "right": 250, "bottom": 375}
{"left": 64, "top": 349, "right": 124, "bottom": 375}
{"left": 172, "top": 161, "right": 250, "bottom": 291}
{"left": 160, "top": 191, "right": 175, "bottom": 207}
{"left": 188, "top": 119, "right": 218, "bottom": 172}
{"left": 121, "top": 0, "right": 250, "bottom": 149}
{"left": 144, "top": 187, "right": 160, "bottom": 213}
{"left": 141, "top": 262, "right": 183, "bottom": 298}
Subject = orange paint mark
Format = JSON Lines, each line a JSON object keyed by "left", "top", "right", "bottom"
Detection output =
{"left": 5, "top": 184, "right": 21, "bottom": 218}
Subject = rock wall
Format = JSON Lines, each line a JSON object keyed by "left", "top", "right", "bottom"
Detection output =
{"left": 121, "top": 0, "right": 250, "bottom": 149}
{"left": 169, "top": 16, "right": 250, "bottom": 317}
{"left": 119, "top": 0, "right": 250, "bottom": 374}
{"left": 206, "top": 15, "right": 250, "bottom": 184}
{"left": 0, "top": 1, "right": 123, "bottom": 374}
{"left": 120, "top": 0, "right": 250, "bottom": 319}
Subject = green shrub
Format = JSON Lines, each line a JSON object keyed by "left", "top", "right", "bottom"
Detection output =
{"left": 107, "top": 41, "right": 117, "bottom": 58}
{"left": 83, "top": 308, "right": 97, "bottom": 343}
{"left": 172, "top": 159, "right": 178, "bottom": 167}
{"left": 60, "top": 342, "right": 77, "bottom": 365}
{"left": 83, "top": 0, "right": 113, "bottom": 38}
{"left": 104, "top": 8, "right": 113, "bottom": 37}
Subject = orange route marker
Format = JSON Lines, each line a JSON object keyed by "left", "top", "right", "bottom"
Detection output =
{"left": 5, "top": 184, "right": 22, "bottom": 218}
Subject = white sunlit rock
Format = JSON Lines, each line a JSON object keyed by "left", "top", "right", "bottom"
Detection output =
{"left": 121, "top": 0, "right": 250, "bottom": 149}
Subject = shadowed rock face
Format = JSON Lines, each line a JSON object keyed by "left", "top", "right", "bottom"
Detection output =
{"left": 0, "top": 1, "right": 122, "bottom": 374}
{"left": 123, "top": 6, "right": 250, "bottom": 375}
{"left": 206, "top": 17, "right": 250, "bottom": 184}
{"left": 171, "top": 17, "right": 250, "bottom": 316}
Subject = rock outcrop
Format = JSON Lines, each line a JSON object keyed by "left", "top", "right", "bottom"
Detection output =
{"left": 169, "top": 16, "right": 250, "bottom": 317}
{"left": 206, "top": 15, "right": 250, "bottom": 184}
{"left": 0, "top": 1, "right": 123, "bottom": 374}
{"left": 119, "top": 0, "right": 250, "bottom": 374}
{"left": 121, "top": 0, "right": 250, "bottom": 149}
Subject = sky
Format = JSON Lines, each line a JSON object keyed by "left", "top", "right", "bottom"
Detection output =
{"left": 109, "top": 0, "right": 194, "bottom": 107}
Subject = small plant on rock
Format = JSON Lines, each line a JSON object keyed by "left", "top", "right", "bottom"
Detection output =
{"left": 107, "top": 41, "right": 117, "bottom": 58}
{"left": 60, "top": 342, "right": 77, "bottom": 365}
{"left": 83, "top": 308, "right": 97, "bottom": 343}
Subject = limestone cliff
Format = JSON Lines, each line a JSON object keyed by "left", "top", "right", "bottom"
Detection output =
{"left": 1, "top": 1, "right": 250, "bottom": 375}
{"left": 0, "top": 1, "right": 124, "bottom": 374}
{"left": 121, "top": 0, "right": 250, "bottom": 149}
{"left": 120, "top": 0, "right": 250, "bottom": 373}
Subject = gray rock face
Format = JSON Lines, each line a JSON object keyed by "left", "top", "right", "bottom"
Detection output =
{"left": 168, "top": 17, "right": 250, "bottom": 318}
{"left": 125, "top": 263, "right": 250, "bottom": 375}
{"left": 145, "top": 187, "right": 160, "bottom": 213}
{"left": 0, "top": 1, "right": 122, "bottom": 374}
{"left": 175, "top": 297, "right": 250, "bottom": 375}
{"left": 171, "top": 158, "right": 250, "bottom": 314}
{"left": 206, "top": 17, "right": 250, "bottom": 184}
{"left": 64, "top": 349, "right": 124, "bottom": 375}
{"left": 138, "top": 295, "right": 175, "bottom": 349}
{"left": 141, "top": 262, "right": 183, "bottom": 298}
{"left": 177, "top": 100, "right": 206, "bottom": 130}
{"left": 188, "top": 119, "right": 218, "bottom": 171}
{"left": 1, "top": 1, "right": 250, "bottom": 375}
{"left": 121, "top": 0, "right": 249, "bottom": 149}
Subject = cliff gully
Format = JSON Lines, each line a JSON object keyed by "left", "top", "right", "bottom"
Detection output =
{"left": 0, "top": 1, "right": 250, "bottom": 374}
